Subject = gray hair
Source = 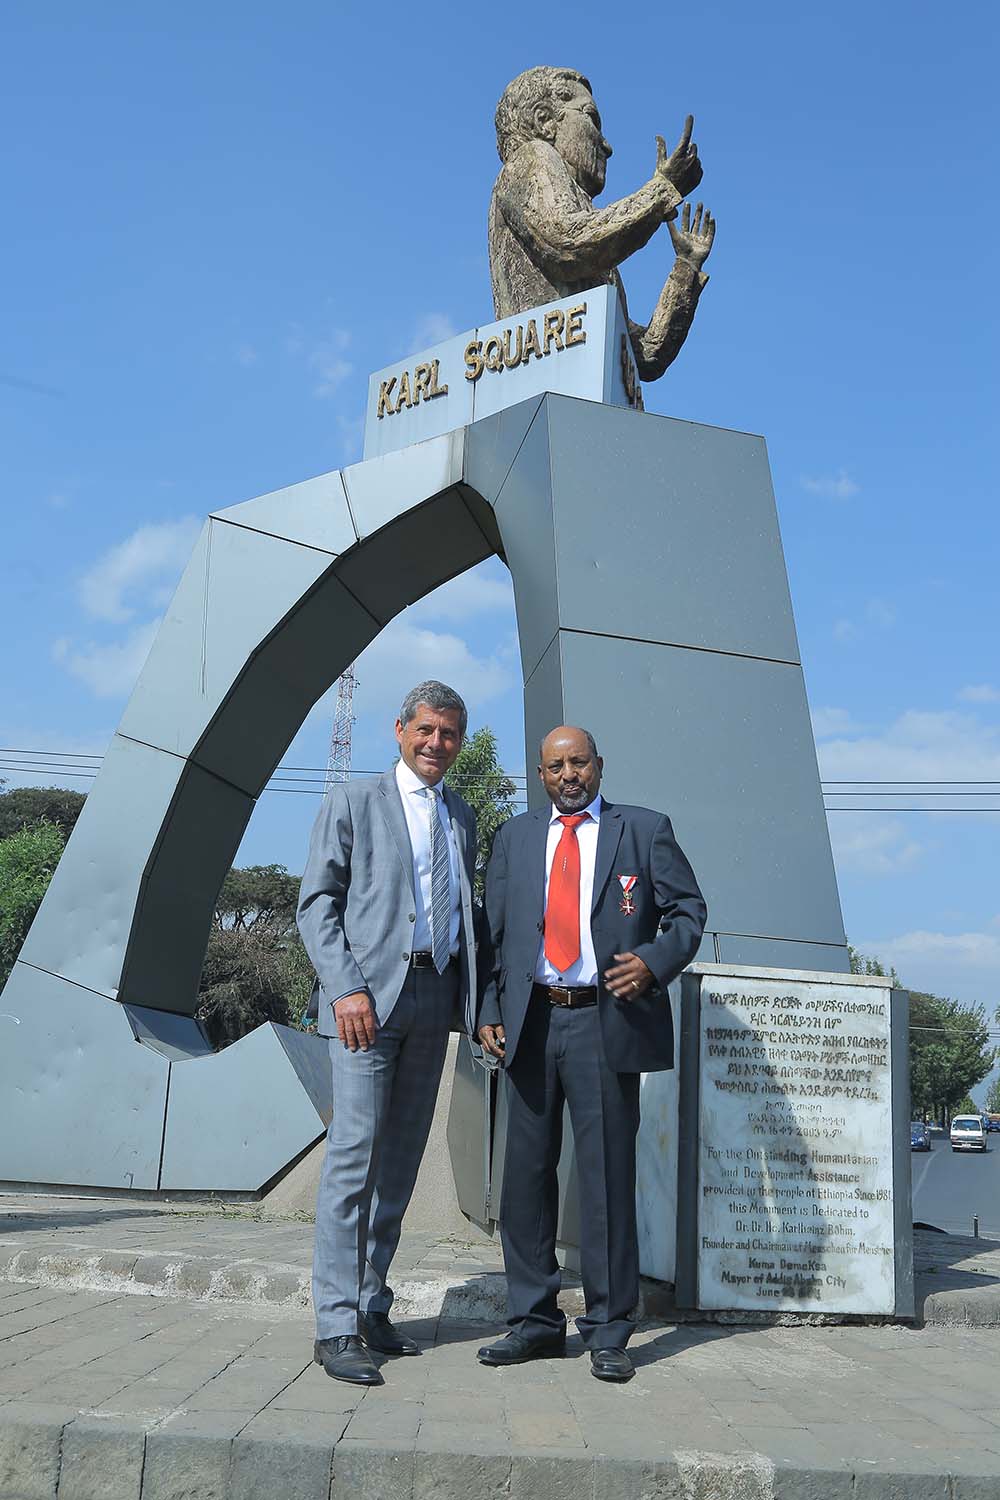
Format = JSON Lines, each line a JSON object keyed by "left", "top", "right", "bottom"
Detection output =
{"left": 538, "top": 727, "right": 599, "bottom": 762}
{"left": 399, "top": 681, "right": 468, "bottom": 738}
{"left": 495, "top": 66, "right": 591, "bottom": 163}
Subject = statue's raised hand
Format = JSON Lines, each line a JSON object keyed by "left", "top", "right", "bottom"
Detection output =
{"left": 668, "top": 200, "right": 715, "bottom": 270}
{"left": 656, "top": 116, "right": 703, "bottom": 199}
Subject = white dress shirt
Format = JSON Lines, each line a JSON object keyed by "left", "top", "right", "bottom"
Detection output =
{"left": 535, "top": 793, "right": 602, "bottom": 986}
{"left": 395, "top": 759, "right": 461, "bottom": 957}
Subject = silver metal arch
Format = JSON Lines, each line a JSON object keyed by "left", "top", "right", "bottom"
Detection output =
{"left": 1, "top": 393, "right": 847, "bottom": 1194}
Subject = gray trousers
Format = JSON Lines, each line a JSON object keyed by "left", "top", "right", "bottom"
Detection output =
{"left": 500, "top": 1000, "right": 641, "bottom": 1349}
{"left": 312, "top": 966, "right": 456, "bottom": 1339}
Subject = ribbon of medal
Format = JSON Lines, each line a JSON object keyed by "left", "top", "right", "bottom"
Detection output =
{"left": 618, "top": 875, "right": 638, "bottom": 915}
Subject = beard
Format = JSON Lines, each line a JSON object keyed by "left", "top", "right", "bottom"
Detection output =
{"left": 554, "top": 783, "right": 590, "bottom": 812}
{"left": 562, "top": 133, "right": 606, "bottom": 199}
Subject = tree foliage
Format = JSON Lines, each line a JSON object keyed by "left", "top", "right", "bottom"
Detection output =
{"left": 909, "top": 989, "right": 994, "bottom": 1122}
{"left": 985, "top": 1077, "right": 1000, "bottom": 1115}
{"left": 851, "top": 947, "right": 993, "bottom": 1123}
{"left": 196, "top": 864, "right": 314, "bottom": 1047}
{"left": 849, "top": 946, "right": 900, "bottom": 984}
{"left": 445, "top": 726, "right": 519, "bottom": 898}
{"left": 0, "top": 821, "right": 65, "bottom": 990}
{"left": 0, "top": 786, "right": 86, "bottom": 841}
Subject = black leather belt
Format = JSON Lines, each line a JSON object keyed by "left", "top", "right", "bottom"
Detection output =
{"left": 411, "top": 951, "right": 458, "bottom": 970}
{"left": 532, "top": 982, "right": 598, "bottom": 1008}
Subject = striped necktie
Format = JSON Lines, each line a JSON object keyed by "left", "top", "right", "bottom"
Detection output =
{"left": 427, "top": 787, "right": 451, "bottom": 974}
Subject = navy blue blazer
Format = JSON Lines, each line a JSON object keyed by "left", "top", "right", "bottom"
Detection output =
{"left": 477, "top": 800, "right": 707, "bottom": 1074}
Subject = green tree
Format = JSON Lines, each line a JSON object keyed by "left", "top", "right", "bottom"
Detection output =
{"left": 954, "top": 1095, "right": 979, "bottom": 1116}
{"left": 849, "top": 946, "right": 900, "bottom": 984}
{"left": 985, "top": 1077, "right": 1000, "bottom": 1115}
{"left": 0, "top": 785, "right": 86, "bottom": 841}
{"left": 196, "top": 864, "right": 314, "bottom": 1047}
{"left": 909, "top": 989, "right": 994, "bottom": 1123}
{"left": 445, "top": 726, "right": 519, "bottom": 898}
{"left": 0, "top": 821, "right": 65, "bottom": 990}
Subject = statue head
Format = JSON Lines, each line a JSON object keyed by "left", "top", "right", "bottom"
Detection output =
{"left": 495, "top": 66, "right": 613, "bottom": 198}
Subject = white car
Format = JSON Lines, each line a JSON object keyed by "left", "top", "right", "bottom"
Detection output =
{"left": 950, "top": 1115, "right": 987, "bottom": 1152}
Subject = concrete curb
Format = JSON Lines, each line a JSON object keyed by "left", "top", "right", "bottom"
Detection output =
{"left": 4, "top": 1404, "right": 1000, "bottom": 1500}
{"left": 4, "top": 1238, "right": 1000, "bottom": 1329}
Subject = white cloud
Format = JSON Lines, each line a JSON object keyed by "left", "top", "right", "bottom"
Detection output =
{"left": 46, "top": 491, "right": 70, "bottom": 510}
{"left": 52, "top": 620, "right": 160, "bottom": 699}
{"left": 850, "top": 927, "right": 1000, "bottom": 1007}
{"left": 801, "top": 469, "right": 859, "bottom": 500}
{"left": 818, "top": 708, "right": 1000, "bottom": 784}
{"left": 812, "top": 706, "right": 860, "bottom": 739}
{"left": 819, "top": 707, "right": 1000, "bottom": 875}
{"left": 351, "top": 619, "right": 515, "bottom": 729}
{"left": 959, "top": 684, "right": 1000, "bottom": 704}
{"left": 861, "top": 929, "right": 1000, "bottom": 973}
{"left": 827, "top": 812, "right": 923, "bottom": 876}
{"left": 866, "top": 597, "right": 896, "bottom": 628}
{"left": 409, "top": 566, "right": 514, "bottom": 624}
{"left": 77, "top": 517, "right": 200, "bottom": 624}
{"left": 308, "top": 330, "right": 352, "bottom": 398}
{"left": 832, "top": 618, "right": 858, "bottom": 643}
{"left": 411, "top": 313, "right": 458, "bottom": 349}
{"left": 236, "top": 343, "right": 258, "bottom": 367}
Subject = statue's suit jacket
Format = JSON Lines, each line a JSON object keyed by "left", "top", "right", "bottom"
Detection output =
{"left": 297, "top": 769, "right": 478, "bottom": 1038}
{"left": 478, "top": 801, "right": 706, "bottom": 1073}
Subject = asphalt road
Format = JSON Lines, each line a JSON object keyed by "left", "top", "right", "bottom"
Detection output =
{"left": 911, "top": 1129, "right": 1000, "bottom": 1237}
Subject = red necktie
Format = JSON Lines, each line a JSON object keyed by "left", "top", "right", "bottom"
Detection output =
{"left": 544, "top": 814, "right": 589, "bottom": 973}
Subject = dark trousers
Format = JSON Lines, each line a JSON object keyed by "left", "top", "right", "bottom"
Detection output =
{"left": 499, "top": 999, "right": 641, "bottom": 1349}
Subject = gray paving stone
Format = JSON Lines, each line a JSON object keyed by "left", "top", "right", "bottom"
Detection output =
{"left": 952, "top": 1474, "right": 1000, "bottom": 1500}
{"left": 510, "top": 1452, "right": 595, "bottom": 1499}
{"left": 230, "top": 1429, "right": 333, "bottom": 1500}
{"left": 58, "top": 1419, "right": 145, "bottom": 1500}
{"left": 141, "top": 1426, "right": 234, "bottom": 1500}
{"left": 853, "top": 1474, "right": 948, "bottom": 1500}
{"left": 331, "top": 1437, "right": 415, "bottom": 1499}
{"left": 0, "top": 1404, "right": 72, "bottom": 1500}
{"left": 268, "top": 1368, "right": 362, "bottom": 1415}
{"left": 413, "top": 1445, "right": 511, "bottom": 1499}
{"left": 343, "top": 1400, "right": 422, "bottom": 1442}
{"left": 673, "top": 1450, "right": 777, "bottom": 1500}
{"left": 507, "top": 1409, "right": 584, "bottom": 1450}
{"left": 771, "top": 1466, "right": 854, "bottom": 1500}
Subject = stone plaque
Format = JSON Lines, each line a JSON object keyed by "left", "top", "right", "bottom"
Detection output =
{"left": 686, "top": 965, "right": 908, "bottom": 1316}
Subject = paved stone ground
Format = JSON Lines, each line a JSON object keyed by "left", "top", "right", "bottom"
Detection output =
{"left": 3, "top": 1197, "right": 1000, "bottom": 1497}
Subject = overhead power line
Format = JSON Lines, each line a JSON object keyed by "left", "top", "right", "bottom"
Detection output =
{"left": 4, "top": 748, "right": 1000, "bottom": 809}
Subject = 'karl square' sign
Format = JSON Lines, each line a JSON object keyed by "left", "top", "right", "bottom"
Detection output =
{"left": 363, "top": 284, "right": 642, "bottom": 460}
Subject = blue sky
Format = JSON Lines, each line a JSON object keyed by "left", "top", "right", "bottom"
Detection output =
{"left": 3, "top": 2, "right": 999, "bottom": 1042}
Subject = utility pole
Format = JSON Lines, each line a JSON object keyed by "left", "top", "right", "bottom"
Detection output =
{"left": 325, "top": 665, "right": 357, "bottom": 791}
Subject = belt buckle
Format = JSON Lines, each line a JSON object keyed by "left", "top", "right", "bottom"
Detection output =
{"left": 550, "top": 985, "right": 572, "bottom": 1007}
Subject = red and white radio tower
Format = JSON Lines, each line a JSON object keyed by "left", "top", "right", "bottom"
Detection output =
{"left": 326, "top": 664, "right": 358, "bottom": 790}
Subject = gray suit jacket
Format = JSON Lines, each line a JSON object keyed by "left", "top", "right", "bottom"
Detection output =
{"left": 297, "top": 768, "right": 478, "bottom": 1038}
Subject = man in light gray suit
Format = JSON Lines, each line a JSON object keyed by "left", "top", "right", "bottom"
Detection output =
{"left": 297, "top": 681, "right": 478, "bottom": 1386}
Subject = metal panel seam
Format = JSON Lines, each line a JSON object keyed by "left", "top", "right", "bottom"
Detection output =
{"left": 334, "top": 468, "right": 362, "bottom": 543}
{"left": 558, "top": 624, "right": 801, "bottom": 669}
{"left": 209, "top": 514, "right": 346, "bottom": 559}
{"left": 473, "top": 396, "right": 545, "bottom": 511}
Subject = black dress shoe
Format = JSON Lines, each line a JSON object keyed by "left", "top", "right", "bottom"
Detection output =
{"left": 314, "top": 1336, "right": 383, "bottom": 1385}
{"left": 359, "top": 1311, "right": 421, "bottom": 1356}
{"left": 590, "top": 1347, "right": 634, "bottom": 1382}
{"left": 477, "top": 1330, "right": 566, "bottom": 1366}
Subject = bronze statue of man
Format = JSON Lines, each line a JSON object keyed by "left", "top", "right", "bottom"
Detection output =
{"left": 489, "top": 67, "right": 715, "bottom": 382}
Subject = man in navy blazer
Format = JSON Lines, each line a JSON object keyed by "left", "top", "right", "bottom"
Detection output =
{"left": 476, "top": 725, "right": 706, "bottom": 1381}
